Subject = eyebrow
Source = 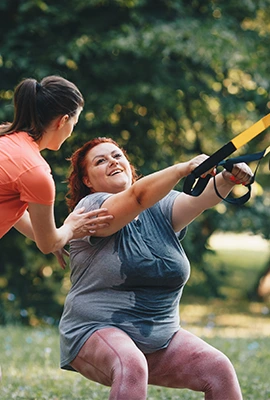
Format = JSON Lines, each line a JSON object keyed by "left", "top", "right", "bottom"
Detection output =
{"left": 92, "top": 149, "right": 121, "bottom": 162}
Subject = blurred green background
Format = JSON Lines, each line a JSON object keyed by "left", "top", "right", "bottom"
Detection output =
{"left": 0, "top": 0, "right": 269, "bottom": 326}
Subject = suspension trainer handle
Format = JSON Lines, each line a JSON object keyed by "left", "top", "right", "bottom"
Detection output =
{"left": 183, "top": 114, "right": 270, "bottom": 197}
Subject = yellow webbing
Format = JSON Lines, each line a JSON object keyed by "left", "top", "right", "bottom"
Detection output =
{"left": 231, "top": 114, "right": 270, "bottom": 149}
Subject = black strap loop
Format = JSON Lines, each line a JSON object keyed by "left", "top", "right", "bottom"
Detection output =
{"left": 212, "top": 176, "right": 253, "bottom": 205}
{"left": 212, "top": 151, "right": 263, "bottom": 205}
{"left": 183, "top": 149, "right": 268, "bottom": 205}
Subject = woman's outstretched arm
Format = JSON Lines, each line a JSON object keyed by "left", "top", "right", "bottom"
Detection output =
{"left": 171, "top": 162, "right": 253, "bottom": 232}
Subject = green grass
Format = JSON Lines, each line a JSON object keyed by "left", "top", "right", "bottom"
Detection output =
{"left": 1, "top": 322, "right": 270, "bottom": 400}
{"left": 205, "top": 247, "right": 269, "bottom": 300}
{"left": 1, "top": 247, "right": 270, "bottom": 399}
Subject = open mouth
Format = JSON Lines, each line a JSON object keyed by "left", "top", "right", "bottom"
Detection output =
{"left": 109, "top": 169, "right": 123, "bottom": 176}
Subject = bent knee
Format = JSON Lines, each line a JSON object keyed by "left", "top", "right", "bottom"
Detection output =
{"left": 113, "top": 351, "right": 148, "bottom": 381}
{"left": 204, "top": 351, "right": 239, "bottom": 387}
{"left": 214, "top": 352, "right": 236, "bottom": 375}
{"left": 201, "top": 351, "right": 242, "bottom": 399}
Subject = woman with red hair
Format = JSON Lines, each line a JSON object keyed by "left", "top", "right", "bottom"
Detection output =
{"left": 60, "top": 137, "right": 251, "bottom": 399}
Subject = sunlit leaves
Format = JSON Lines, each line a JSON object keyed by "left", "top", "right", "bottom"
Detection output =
{"left": 0, "top": 0, "right": 269, "bottom": 320}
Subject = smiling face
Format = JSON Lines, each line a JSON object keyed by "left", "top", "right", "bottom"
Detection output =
{"left": 83, "top": 142, "right": 133, "bottom": 193}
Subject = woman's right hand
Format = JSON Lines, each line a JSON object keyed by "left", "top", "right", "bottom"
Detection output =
{"left": 63, "top": 207, "right": 114, "bottom": 239}
{"left": 185, "top": 154, "right": 216, "bottom": 178}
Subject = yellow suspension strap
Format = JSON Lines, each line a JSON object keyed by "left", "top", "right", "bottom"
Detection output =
{"left": 183, "top": 114, "right": 270, "bottom": 204}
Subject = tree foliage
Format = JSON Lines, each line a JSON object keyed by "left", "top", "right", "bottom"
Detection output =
{"left": 0, "top": 0, "right": 269, "bottom": 324}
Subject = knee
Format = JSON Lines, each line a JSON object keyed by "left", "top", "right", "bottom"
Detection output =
{"left": 214, "top": 352, "right": 237, "bottom": 378}
{"left": 111, "top": 350, "right": 148, "bottom": 387}
{"left": 203, "top": 351, "right": 240, "bottom": 390}
{"left": 111, "top": 351, "right": 148, "bottom": 399}
{"left": 114, "top": 351, "right": 148, "bottom": 383}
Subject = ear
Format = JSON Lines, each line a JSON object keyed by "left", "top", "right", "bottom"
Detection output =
{"left": 83, "top": 175, "right": 92, "bottom": 188}
{"left": 57, "top": 114, "right": 69, "bottom": 129}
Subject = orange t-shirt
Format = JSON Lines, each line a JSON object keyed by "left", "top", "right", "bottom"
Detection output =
{"left": 0, "top": 131, "right": 55, "bottom": 237}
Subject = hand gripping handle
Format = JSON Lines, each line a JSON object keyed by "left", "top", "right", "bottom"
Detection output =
{"left": 183, "top": 172, "right": 212, "bottom": 197}
{"left": 183, "top": 113, "right": 270, "bottom": 198}
{"left": 183, "top": 142, "right": 236, "bottom": 196}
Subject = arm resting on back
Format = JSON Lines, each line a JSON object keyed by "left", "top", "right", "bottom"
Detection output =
{"left": 14, "top": 210, "right": 35, "bottom": 240}
{"left": 14, "top": 207, "right": 69, "bottom": 253}
{"left": 27, "top": 203, "right": 73, "bottom": 254}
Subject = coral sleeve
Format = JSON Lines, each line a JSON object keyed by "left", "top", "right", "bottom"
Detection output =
{"left": 18, "top": 165, "right": 55, "bottom": 205}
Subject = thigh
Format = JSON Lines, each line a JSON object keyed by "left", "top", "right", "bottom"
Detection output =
{"left": 71, "top": 327, "right": 147, "bottom": 386}
{"left": 146, "top": 328, "right": 240, "bottom": 394}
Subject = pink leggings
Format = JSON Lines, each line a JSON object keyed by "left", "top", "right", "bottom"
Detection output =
{"left": 70, "top": 327, "right": 243, "bottom": 400}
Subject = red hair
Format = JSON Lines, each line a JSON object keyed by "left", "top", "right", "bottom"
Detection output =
{"left": 66, "top": 137, "right": 139, "bottom": 210}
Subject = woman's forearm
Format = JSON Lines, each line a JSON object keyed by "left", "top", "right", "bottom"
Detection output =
{"left": 14, "top": 210, "right": 36, "bottom": 240}
{"left": 195, "top": 172, "right": 235, "bottom": 209}
{"left": 172, "top": 163, "right": 253, "bottom": 232}
{"left": 130, "top": 162, "right": 190, "bottom": 209}
{"left": 27, "top": 203, "right": 113, "bottom": 254}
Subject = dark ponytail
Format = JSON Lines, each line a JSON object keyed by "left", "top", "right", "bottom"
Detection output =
{"left": 0, "top": 75, "right": 84, "bottom": 141}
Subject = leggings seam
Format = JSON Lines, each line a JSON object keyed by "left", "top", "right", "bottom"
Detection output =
{"left": 95, "top": 330, "right": 124, "bottom": 399}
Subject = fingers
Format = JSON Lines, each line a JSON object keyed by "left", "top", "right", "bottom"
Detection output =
{"left": 75, "top": 208, "right": 113, "bottom": 222}
{"left": 75, "top": 206, "right": 85, "bottom": 214}
{"left": 75, "top": 206, "right": 108, "bottom": 216}
{"left": 201, "top": 167, "right": 216, "bottom": 178}
{"left": 83, "top": 214, "right": 114, "bottom": 234}
{"left": 57, "top": 255, "right": 67, "bottom": 269}
{"left": 85, "top": 211, "right": 114, "bottom": 227}
{"left": 71, "top": 208, "right": 114, "bottom": 237}
{"left": 81, "top": 207, "right": 109, "bottom": 218}
{"left": 53, "top": 249, "right": 69, "bottom": 270}
{"left": 188, "top": 154, "right": 216, "bottom": 178}
{"left": 224, "top": 162, "right": 253, "bottom": 185}
{"left": 59, "top": 260, "right": 67, "bottom": 270}
{"left": 231, "top": 163, "right": 253, "bottom": 185}
{"left": 66, "top": 207, "right": 114, "bottom": 239}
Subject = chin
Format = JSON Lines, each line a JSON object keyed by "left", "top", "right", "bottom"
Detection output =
{"left": 111, "top": 183, "right": 129, "bottom": 193}
{"left": 48, "top": 144, "right": 62, "bottom": 151}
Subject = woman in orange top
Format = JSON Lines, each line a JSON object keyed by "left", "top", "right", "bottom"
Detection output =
{"left": 0, "top": 75, "right": 112, "bottom": 267}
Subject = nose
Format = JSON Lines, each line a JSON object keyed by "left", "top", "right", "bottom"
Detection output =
{"left": 108, "top": 156, "right": 118, "bottom": 166}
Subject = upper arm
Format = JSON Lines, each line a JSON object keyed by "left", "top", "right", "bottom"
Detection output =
{"left": 19, "top": 166, "right": 55, "bottom": 205}
{"left": 171, "top": 192, "right": 207, "bottom": 232}
{"left": 88, "top": 188, "right": 145, "bottom": 237}
{"left": 14, "top": 166, "right": 55, "bottom": 241}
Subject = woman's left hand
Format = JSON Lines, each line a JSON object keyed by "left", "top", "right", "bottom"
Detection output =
{"left": 53, "top": 248, "right": 70, "bottom": 269}
{"left": 222, "top": 162, "right": 253, "bottom": 186}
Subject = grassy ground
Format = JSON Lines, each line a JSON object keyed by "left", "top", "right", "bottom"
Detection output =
{"left": 0, "top": 311, "right": 270, "bottom": 400}
{"left": 0, "top": 241, "right": 269, "bottom": 400}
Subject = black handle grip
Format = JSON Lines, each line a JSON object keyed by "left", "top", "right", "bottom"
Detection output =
{"left": 183, "top": 173, "right": 212, "bottom": 196}
{"left": 183, "top": 147, "right": 265, "bottom": 202}
{"left": 183, "top": 142, "right": 236, "bottom": 196}
{"left": 182, "top": 141, "right": 237, "bottom": 197}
